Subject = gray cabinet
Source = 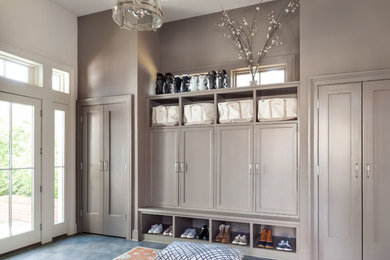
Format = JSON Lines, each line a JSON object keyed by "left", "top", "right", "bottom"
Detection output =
{"left": 148, "top": 128, "right": 180, "bottom": 207}
{"left": 255, "top": 124, "right": 298, "bottom": 216}
{"left": 318, "top": 80, "right": 390, "bottom": 260}
{"left": 180, "top": 127, "right": 214, "bottom": 209}
{"left": 216, "top": 125, "right": 253, "bottom": 212}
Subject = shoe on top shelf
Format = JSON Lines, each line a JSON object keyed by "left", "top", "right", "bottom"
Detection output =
{"left": 186, "top": 228, "right": 197, "bottom": 239}
{"left": 181, "top": 228, "right": 191, "bottom": 238}
{"left": 239, "top": 235, "right": 247, "bottom": 246}
{"left": 163, "top": 226, "right": 172, "bottom": 236}
{"left": 232, "top": 234, "right": 241, "bottom": 244}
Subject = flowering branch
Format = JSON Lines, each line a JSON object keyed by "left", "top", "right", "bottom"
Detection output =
{"left": 217, "top": 0, "right": 300, "bottom": 84}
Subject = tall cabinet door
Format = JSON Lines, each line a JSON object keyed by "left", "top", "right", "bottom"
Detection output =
{"left": 82, "top": 106, "right": 104, "bottom": 234}
{"left": 148, "top": 129, "right": 179, "bottom": 207}
{"left": 216, "top": 125, "right": 253, "bottom": 212}
{"left": 363, "top": 80, "right": 390, "bottom": 260}
{"left": 255, "top": 124, "right": 297, "bottom": 216}
{"left": 318, "top": 83, "right": 362, "bottom": 260}
{"left": 180, "top": 127, "right": 213, "bottom": 209}
{"left": 103, "top": 104, "right": 127, "bottom": 237}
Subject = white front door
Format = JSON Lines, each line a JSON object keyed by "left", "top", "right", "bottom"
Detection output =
{"left": 0, "top": 92, "right": 41, "bottom": 254}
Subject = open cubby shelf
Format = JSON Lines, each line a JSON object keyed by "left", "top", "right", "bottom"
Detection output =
{"left": 140, "top": 209, "right": 299, "bottom": 260}
{"left": 147, "top": 81, "right": 299, "bottom": 128}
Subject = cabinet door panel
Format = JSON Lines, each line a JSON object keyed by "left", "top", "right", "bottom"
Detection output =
{"left": 255, "top": 124, "right": 297, "bottom": 215}
{"left": 216, "top": 126, "right": 253, "bottom": 212}
{"left": 103, "top": 104, "right": 127, "bottom": 237}
{"left": 149, "top": 129, "right": 179, "bottom": 207}
{"left": 363, "top": 80, "right": 390, "bottom": 260}
{"left": 318, "top": 83, "right": 362, "bottom": 260}
{"left": 181, "top": 127, "right": 213, "bottom": 209}
{"left": 82, "top": 106, "right": 104, "bottom": 234}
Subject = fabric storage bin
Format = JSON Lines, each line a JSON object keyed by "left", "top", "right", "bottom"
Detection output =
{"left": 152, "top": 105, "right": 180, "bottom": 126}
{"left": 184, "top": 103, "right": 214, "bottom": 125}
{"left": 218, "top": 99, "right": 253, "bottom": 123}
{"left": 258, "top": 98, "right": 298, "bottom": 121}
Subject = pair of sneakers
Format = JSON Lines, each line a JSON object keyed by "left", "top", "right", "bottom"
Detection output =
{"left": 232, "top": 234, "right": 247, "bottom": 246}
{"left": 181, "top": 228, "right": 197, "bottom": 239}
{"left": 148, "top": 224, "right": 163, "bottom": 234}
{"left": 276, "top": 240, "right": 293, "bottom": 251}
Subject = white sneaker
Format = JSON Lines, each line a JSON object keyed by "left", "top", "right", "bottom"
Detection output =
{"left": 232, "top": 234, "right": 241, "bottom": 244}
{"left": 276, "top": 240, "right": 285, "bottom": 251}
{"left": 163, "top": 226, "right": 172, "bottom": 236}
{"left": 284, "top": 241, "right": 293, "bottom": 251}
{"left": 148, "top": 224, "right": 157, "bottom": 234}
{"left": 239, "top": 235, "right": 247, "bottom": 246}
{"left": 186, "top": 228, "right": 197, "bottom": 239}
{"left": 153, "top": 224, "right": 163, "bottom": 234}
{"left": 181, "top": 228, "right": 191, "bottom": 238}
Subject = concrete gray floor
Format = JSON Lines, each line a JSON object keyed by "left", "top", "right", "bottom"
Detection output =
{"left": 0, "top": 233, "right": 270, "bottom": 260}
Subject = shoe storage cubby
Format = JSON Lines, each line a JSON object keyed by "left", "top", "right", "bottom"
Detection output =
{"left": 175, "top": 217, "right": 210, "bottom": 241}
{"left": 141, "top": 213, "right": 173, "bottom": 236}
{"left": 212, "top": 220, "right": 250, "bottom": 247}
{"left": 148, "top": 97, "right": 180, "bottom": 127}
{"left": 252, "top": 224, "right": 297, "bottom": 253}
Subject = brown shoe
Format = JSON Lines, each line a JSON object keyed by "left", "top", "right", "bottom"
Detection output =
{"left": 265, "top": 228, "right": 273, "bottom": 249}
{"left": 258, "top": 228, "right": 267, "bottom": 248}
{"left": 221, "top": 225, "right": 231, "bottom": 243}
{"left": 215, "top": 224, "right": 225, "bottom": 242}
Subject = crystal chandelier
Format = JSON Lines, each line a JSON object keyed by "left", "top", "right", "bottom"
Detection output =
{"left": 112, "top": 0, "right": 163, "bottom": 31}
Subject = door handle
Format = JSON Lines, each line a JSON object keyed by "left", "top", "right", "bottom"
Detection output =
{"left": 249, "top": 163, "right": 253, "bottom": 175}
{"left": 99, "top": 161, "right": 104, "bottom": 172}
{"left": 104, "top": 161, "right": 109, "bottom": 172}
{"left": 175, "top": 162, "right": 179, "bottom": 173}
{"left": 367, "top": 163, "right": 371, "bottom": 179}
{"left": 355, "top": 163, "right": 359, "bottom": 179}
{"left": 255, "top": 163, "right": 260, "bottom": 175}
{"left": 180, "top": 162, "right": 186, "bottom": 173}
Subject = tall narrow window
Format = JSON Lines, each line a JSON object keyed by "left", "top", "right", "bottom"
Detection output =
{"left": 52, "top": 69, "right": 70, "bottom": 94}
{"left": 54, "top": 110, "right": 65, "bottom": 224}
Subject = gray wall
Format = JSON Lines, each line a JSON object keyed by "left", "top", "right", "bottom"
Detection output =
{"left": 299, "top": 0, "right": 390, "bottom": 259}
{"left": 159, "top": 0, "right": 299, "bottom": 78}
{"left": 78, "top": 10, "right": 138, "bottom": 99}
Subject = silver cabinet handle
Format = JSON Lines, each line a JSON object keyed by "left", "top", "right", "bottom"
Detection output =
{"left": 99, "top": 161, "right": 104, "bottom": 172}
{"left": 249, "top": 164, "right": 253, "bottom": 175}
{"left": 175, "top": 162, "right": 179, "bottom": 173}
{"left": 103, "top": 161, "right": 109, "bottom": 172}
{"left": 181, "top": 162, "right": 186, "bottom": 173}
{"left": 355, "top": 163, "right": 359, "bottom": 178}
{"left": 367, "top": 163, "right": 371, "bottom": 179}
{"left": 255, "top": 163, "right": 260, "bottom": 175}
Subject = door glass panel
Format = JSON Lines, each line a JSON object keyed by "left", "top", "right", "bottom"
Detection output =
{"left": 12, "top": 103, "right": 33, "bottom": 168}
{"left": 54, "top": 109, "right": 65, "bottom": 224}
{"left": 0, "top": 170, "right": 10, "bottom": 239}
{"left": 0, "top": 99, "right": 36, "bottom": 239}
{"left": 11, "top": 169, "right": 32, "bottom": 235}
{"left": 0, "top": 101, "right": 9, "bottom": 169}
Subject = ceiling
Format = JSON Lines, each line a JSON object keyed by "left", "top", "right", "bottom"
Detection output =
{"left": 50, "top": 0, "right": 273, "bottom": 22}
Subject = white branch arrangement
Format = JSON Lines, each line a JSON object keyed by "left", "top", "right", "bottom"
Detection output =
{"left": 217, "top": 0, "right": 300, "bottom": 85}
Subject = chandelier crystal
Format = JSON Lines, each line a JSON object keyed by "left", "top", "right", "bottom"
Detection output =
{"left": 112, "top": 0, "right": 163, "bottom": 31}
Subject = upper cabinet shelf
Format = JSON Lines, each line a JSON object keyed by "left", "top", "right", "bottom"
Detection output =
{"left": 147, "top": 82, "right": 299, "bottom": 128}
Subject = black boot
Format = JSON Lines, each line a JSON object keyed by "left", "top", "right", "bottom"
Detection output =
{"left": 156, "top": 73, "right": 165, "bottom": 94}
{"left": 198, "top": 225, "right": 209, "bottom": 240}
{"left": 216, "top": 69, "right": 228, "bottom": 89}
{"left": 174, "top": 76, "right": 182, "bottom": 93}
{"left": 206, "top": 71, "right": 216, "bottom": 90}
{"left": 180, "top": 75, "right": 191, "bottom": 93}
{"left": 165, "top": 73, "right": 175, "bottom": 93}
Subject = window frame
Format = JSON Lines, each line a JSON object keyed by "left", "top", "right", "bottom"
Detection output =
{"left": 231, "top": 63, "right": 287, "bottom": 88}
{"left": 52, "top": 68, "right": 70, "bottom": 94}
